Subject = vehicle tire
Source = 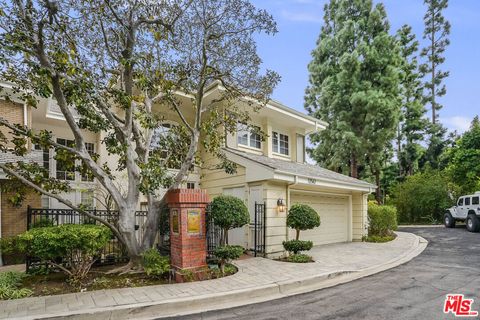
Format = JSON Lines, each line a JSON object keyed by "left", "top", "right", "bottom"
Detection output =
{"left": 466, "top": 214, "right": 480, "bottom": 233}
{"left": 444, "top": 212, "right": 456, "bottom": 228}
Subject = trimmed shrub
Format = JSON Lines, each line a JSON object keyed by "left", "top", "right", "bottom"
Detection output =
{"left": 286, "top": 204, "right": 320, "bottom": 240}
{"left": 142, "top": 248, "right": 170, "bottom": 278}
{"left": 286, "top": 254, "right": 313, "bottom": 263}
{"left": 282, "top": 240, "right": 313, "bottom": 254}
{"left": 368, "top": 203, "right": 398, "bottom": 237}
{"left": 0, "top": 271, "right": 33, "bottom": 300}
{"left": 213, "top": 245, "right": 244, "bottom": 274}
{"left": 13, "top": 224, "right": 112, "bottom": 284}
{"left": 210, "top": 195, "right": 249, "bottom": 245}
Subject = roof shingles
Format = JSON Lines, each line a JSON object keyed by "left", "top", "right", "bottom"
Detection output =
{"left": 225, "top": 148, "right": 374, "bottom": 188}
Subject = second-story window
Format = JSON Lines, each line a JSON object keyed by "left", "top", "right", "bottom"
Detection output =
{"left": 272, "top": 131, "right": 289, "bottom": 155}
{"left": 237, "top": 123, "right": 261, "bottom": 149}
{"left": 56, "top": 138, "right": 75, "bottom": 181}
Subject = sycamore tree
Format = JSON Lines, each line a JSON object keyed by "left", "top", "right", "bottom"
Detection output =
{"left": 0, "top": 0, "right": 279, "bottom": 271}
{"left": 305, "top": 0, "right": 401, "bottom": 202}
{"left": 396, "top": 25, "right": 427, "bottom": 177}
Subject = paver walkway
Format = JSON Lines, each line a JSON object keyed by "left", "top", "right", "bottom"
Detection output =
{"left": 0, "top": 232, "right": 423, "bottom": 320}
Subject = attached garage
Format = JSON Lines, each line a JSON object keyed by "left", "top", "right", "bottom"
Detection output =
{"left": 291, "top": 192, "right": 349, "bottom": 245}
{"left": 223, "top": 148, "right": 374, "bottom": 257}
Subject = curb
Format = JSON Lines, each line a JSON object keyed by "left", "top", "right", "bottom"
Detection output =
{"left": 14, "top": 233, "right": 428, "bottom": 320}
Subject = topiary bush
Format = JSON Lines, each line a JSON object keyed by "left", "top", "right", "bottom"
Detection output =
{"left": 142, "top": 248, "right": 170, "bottom": 278}
{"left": 213, "top": 245, "right": 244, "bottom": 274}
{"left": 13, "top": 224, "right": 112, "bottom": 285}
{"left": 282, "top": 240, "right": 313, "bottom": 254}
{"left": 367, "top": 202, "right": 398, "bottom": 237}
{"left": 0, "top": 271, "right": 33, "bottom": 300}
{"left": 286, "top": 204, "right": 320, "bottom": 240}
{"left": 210, "top": 195, "right": 249, "bottom": 245}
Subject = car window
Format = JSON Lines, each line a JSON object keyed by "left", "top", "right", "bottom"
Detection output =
{"left": 465, "top": 197, "right": 471, "bottom": 206}
{"left": 473, "top": 197, "right": 479, "bottom": 205}
{"left": 458, "top": 198, "right": 463, "bottom": 206}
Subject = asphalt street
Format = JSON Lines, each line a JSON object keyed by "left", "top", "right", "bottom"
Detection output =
{"left": 168, "top": 226, "right": 480, "bottom": 320}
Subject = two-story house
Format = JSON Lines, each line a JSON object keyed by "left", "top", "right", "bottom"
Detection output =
{"left": 0, "top": 81, "right": 374, "bottom": 260}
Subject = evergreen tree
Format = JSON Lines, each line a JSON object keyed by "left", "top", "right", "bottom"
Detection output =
{"left": 305, "top": 0, "right": 401, "bottom": 202}
{"left": 396, "top": 25, "right": 427, "bottom": 176}
{"left": 420, "top": 0, "right": 450, "bottom": 125}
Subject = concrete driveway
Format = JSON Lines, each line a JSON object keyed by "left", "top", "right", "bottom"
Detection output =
{"left": 172, "top": 226, "right": 480, "bottom": 320}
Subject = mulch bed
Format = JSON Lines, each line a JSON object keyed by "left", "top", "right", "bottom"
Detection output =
{"left": 21, "top": 263, "right": 237, "bottom": 297}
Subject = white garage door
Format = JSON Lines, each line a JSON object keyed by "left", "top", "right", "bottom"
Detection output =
{"left": 291, "top": 192, "right": 349, "bottom": 245}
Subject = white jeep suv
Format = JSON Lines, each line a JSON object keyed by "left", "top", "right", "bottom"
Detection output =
{"left": 445, "top": 192, "right": 480, "bottom": 232}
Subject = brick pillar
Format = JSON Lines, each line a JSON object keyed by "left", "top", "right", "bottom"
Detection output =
{"left": 167, "top": 189, "right": 209, "bottom": 276}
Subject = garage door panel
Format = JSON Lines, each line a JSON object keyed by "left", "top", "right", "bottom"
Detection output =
{"left": 291, "top": 193, "right": 348, "bottom": 245}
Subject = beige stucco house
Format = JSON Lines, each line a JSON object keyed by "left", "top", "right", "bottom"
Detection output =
{"left": 0, "top": 81, "right": 374, "bottom": 260}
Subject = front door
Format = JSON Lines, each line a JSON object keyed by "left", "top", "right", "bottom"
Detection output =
{"left": 248, "top": 186, "right": 263, "bottom": 250}
{"left": 223, "top": 187, "right": 247, "bottom": 247}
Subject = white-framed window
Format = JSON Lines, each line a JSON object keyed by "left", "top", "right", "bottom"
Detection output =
{"left": 151, "top": 121, "right": 178, "bottom": 159}
{"left": 237, "top": 123, "right": 261, "bottom": 149}
{"left": 80, "top": 190, "right": 95, "bottom": 209}
{"left": 56, "top": 138, "right": 76, "bottom": 180}
{"left": 34, "top": 144, "right": 50, "bottom": 177}
{"left": 272, "top": 131, "right": 289, "bottom": 155}
{"left": 186, "top": 182, "right": 196, "bottom": 189}
{"left": 41, "top": 195, "right": 50, "bottom": 209}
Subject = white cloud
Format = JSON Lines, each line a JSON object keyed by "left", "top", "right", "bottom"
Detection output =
{"left": 443, "top": 116, "right": 472, "bottom": 133}
{"left": 280, "top": 9, "right": 323, "bottom": 23}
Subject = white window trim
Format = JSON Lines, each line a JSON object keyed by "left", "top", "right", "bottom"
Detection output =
{"left": 272, "top": 130, "right": 290, "bottom": 156}
{"left": 237, "top": 123, "right": 262, "bottom": 150}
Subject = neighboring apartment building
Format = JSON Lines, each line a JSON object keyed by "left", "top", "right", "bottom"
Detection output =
{"left": 0, "top": 81, "right": 374, "bottom": 259}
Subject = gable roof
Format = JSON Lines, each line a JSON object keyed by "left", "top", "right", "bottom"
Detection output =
{"left": 224, "top": 148, "right": 375, "bottom": 191}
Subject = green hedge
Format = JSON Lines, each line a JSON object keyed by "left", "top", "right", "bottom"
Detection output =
{"left": 368, "top": 203, "right": 397, "bottom": 237}
{"left": 12, "top": 224, "right": 112, "bottom": 284}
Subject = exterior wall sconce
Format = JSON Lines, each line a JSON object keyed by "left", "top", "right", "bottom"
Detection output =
{"left": 277, "top": 198, "right": 286, "bottom": 213}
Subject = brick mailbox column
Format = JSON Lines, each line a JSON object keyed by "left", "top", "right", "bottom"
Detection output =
{"left": 166, "top": 189, "right": 209, "bottom": 281}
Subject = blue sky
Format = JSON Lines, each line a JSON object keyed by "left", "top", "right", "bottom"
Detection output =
{"left": 252, "top": 0, "right": 480, "bottom": 133}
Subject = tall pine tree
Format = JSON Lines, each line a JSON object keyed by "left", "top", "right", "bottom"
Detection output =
{"left": 419, "top": 0, "right": 451, "bottom": 169}
{"left": 305, "top": 0, "right": 401, "bottom": 203}
{"left": 396, "top": 25, "right": 427, "bottom": 177}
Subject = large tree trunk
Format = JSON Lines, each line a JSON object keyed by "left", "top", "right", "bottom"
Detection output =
{"left": 108, "top": 207, "right": 143, "bottom": 273}
{"left": 350, "top": 152, "right": 358, "bottom": 179}
{"left": 141, "top": 198, "right": 163, "bottom": 250}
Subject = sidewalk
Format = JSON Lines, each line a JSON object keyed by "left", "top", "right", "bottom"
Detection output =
{"left": 0, "top": 231, "right": 427, "bottom": 320}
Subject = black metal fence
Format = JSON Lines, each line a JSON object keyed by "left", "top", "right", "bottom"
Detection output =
{"left": 205, "top": 204, "right": 221, "bottom": 260}
{"left": 26, "top": 207, "right": 149, "bottom": 271}
{"left": 206, "top": 202, "right": 266, "bottom": 259}
{"left": 252, "top": 202, "right": 266, "bottom": 257}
